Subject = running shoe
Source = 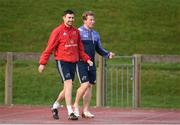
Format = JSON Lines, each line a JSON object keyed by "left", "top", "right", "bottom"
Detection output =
{"left": 51, "top": 108, "right": 59, "bottom": 119}
{"left": 68, "top": 113, "right": 78, "bottom": 120}
{"left": 82, "top": 111, "right": 94, "bottom": 118}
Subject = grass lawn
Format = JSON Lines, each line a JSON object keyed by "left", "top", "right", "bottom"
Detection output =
{"left": 0, "top": 0, "right": 180, "bottom": 108}
{"left": 141, "top": 63, "right": 180, "bottom": 108}
{"left": 0, "top": 0, "right": 179, "bottom": 55}
{"left": 0, "top": 60, "right": 96, "bottom": 106}
{"left": 1, "top": 60, "right": 180, "bottom": 108}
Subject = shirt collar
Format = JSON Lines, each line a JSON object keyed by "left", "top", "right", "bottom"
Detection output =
{"left": 82, "top": 25, "right": 93, "bottom": 32}
{"left": 62, "top": 23, "right": 73, "bottom": 30}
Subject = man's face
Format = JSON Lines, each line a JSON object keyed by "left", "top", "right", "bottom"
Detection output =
{"left": 84, "top": 15, "right": 95, "bottom": 29}
{"left": 63, "top": 14, "right": 75, "bottom": 27}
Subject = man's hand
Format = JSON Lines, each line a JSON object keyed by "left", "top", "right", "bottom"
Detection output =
{"left": 109, "top": 52, "right": 115, "bottom": 59}
{"left": 87, "top": 60, "right": 93, "bottom": 66}
{"left": 38, "top": 64, "right": 45, "bottom": 73}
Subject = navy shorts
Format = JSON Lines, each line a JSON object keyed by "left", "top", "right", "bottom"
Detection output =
{"left": 76, "top": 61, "right": 96, "bottom": 85}
{"left": 56, "top": 60, "right": 76, "bottom": 82}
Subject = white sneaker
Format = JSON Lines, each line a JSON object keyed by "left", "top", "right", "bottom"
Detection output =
{"left": 74, "top": 107, "right": 80, "bottom": 117}
{"left": 82, "top": 111, "right": 94, "bottom": 118}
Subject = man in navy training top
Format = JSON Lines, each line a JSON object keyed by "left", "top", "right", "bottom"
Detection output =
{"left": 73, "top": 10, "right": 115, "bottom": 118}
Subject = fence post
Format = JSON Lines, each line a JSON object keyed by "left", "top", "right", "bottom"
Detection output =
{"left": 96, "top": 56, "right": 105, "bottom": 107}
{"left": 133, "top": 54, "right": 141, "bottom": 108}
{"left": 5, "top": 52, "right": 13, "bottom": 105}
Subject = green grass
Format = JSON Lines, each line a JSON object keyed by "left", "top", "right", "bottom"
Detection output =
{"left": 1, "top": 60, "right": 180, "bottom": 108}
{"left": 12, "top": 61, "right": 60, "bottom": 105}
{"left": 0, "top": 61, "right": 5, "bottom": 103}
{"left": 141, "top": 63, "right": 180, "bottom": 108}
{"left": 0, "top": 0, "right": 180, "bottom": 55}
{"left": 0, "top": 61, "right": 96, "bottom": 106}
{"left": 0, "top": 0, "right": 180, "bottom": 108}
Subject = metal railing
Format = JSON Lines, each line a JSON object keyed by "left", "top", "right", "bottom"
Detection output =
{"left": 104, "top": 56, "right": 134, "bottom": 107}
{"left": 96, "top": 55, "right": 141, "bottom": 108}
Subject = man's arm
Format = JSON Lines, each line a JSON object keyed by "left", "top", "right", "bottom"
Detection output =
{"left": 95, "top": 34, "right": 115, "bottom": 59}
{"left": 38, "top": 28, "right": 60, "bottom": 73}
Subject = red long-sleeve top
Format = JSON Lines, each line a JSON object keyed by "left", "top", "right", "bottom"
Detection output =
{"left": 39, "top": 23, "right": 90, "bottom": 65}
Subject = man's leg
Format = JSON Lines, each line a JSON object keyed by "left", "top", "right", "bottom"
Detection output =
{"left": 53, "top": 61, "right": 77, "bottom": 120}
{"left": 51, "top": 89, "right": 65, "bottom": 120}
{"left": 52, "top": 89, "right": 65, "bottom": 109}
{"left": 56, "top": 89, "right": 65, "bottom": 103}
{"left": 64, "top": 80, "right": 73, "bottom": 114}
{"left": 83, "top": 84, "right": 92, "bottom": 111}
{"left": 73, "top": 82, "right": 90, "bottom": 117}
{"left": 64, "top": 79, "right": 78, "bottom": 120}
{"left": 82, "top": 84, "right": 94, "bottom": 118}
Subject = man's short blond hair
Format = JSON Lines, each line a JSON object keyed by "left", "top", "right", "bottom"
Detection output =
{"left": 82, "top": 11, "right": 95, "bottom": 20}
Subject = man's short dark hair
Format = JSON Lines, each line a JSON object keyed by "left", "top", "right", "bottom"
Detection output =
{"left": 63, "top": 9, "right": 75, "bottom": 16}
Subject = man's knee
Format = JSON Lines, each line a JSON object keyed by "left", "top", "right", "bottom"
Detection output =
{"left": 64, "top": 79, "right": 72, "bottom": 84}
{"left": 81, "top": 81, "right": 90, "bottom": 87}
{"left": 77, "top": 82, "right": 89, "bottom": 93}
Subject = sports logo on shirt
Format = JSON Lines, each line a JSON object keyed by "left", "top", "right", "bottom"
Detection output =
{"left": 83, "top": 34, "right": 88, "bottom": 38}
{"left": 69, "top": 39, "right": 74, "bottom": 44}
{"left": 63, "top": 32, "right": 67, "bottom": 36}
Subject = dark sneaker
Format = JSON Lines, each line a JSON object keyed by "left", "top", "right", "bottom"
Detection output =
{"left": 68, "top": 113, "right": 78, "bottom": 120}
{"left": 51, "top": 108, "right": 59, "bottom": 119}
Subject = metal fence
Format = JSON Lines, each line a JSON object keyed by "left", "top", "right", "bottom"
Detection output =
{"left": 104, "top": 56, "right": 134, "bottom": 107}
{"left": 96, "top": 55, "right": 141, "bottom": 108}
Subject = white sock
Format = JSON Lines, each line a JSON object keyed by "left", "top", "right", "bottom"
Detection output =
{"left": 74, "top": 107, "right": 79, "bottom": 116}
{"left": 74, "top": 107, "right": 79, "bottom": 112}
{"left": 66, "top": 105, "right": 73, "bottom": 115}
{"left": 52, "top": 101, "right": 60, "bottom": 109}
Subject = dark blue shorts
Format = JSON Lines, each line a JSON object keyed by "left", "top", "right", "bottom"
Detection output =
{"left": 76, "top": 61, "right": 96, "bottom": 84}
{"left": 56, "top": 60, "right": 76, "bottom": 82}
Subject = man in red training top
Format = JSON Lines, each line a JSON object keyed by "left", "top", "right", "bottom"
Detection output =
{"left": 38, "top": 9, "right": 93, "bottom": 120}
